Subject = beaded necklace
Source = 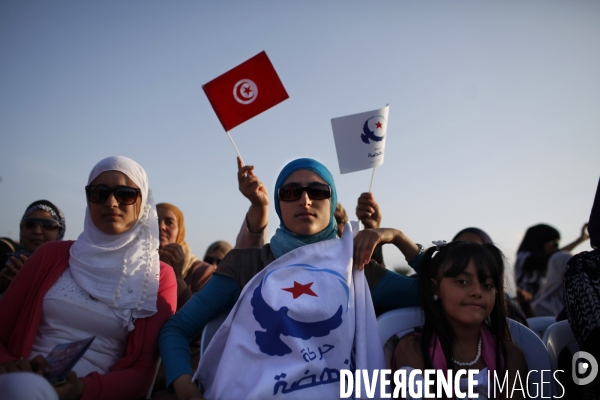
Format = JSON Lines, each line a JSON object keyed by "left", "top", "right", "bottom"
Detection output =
{"left": 452, "top": 337, "right": 482, "bottom": 367}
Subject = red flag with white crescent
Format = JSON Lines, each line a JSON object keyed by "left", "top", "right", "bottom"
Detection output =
{"left": 203, "top": 51, "right": 289, "bottom": 131}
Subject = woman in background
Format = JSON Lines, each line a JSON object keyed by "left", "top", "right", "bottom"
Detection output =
{"left": 515, "top": 223, "right": 588, "bottom": 316}
{"left": 0, "top": 200, "right": 65, "bottom": 294}
{"left": 202, "top": 241, "right": 232, "bottom": 268}
{"left": 157, "top": 203, "right": 216, "bottom": 310}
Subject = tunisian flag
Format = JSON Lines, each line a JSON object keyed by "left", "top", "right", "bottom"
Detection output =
{"left": 203, "top": 51, "right": 289, "bottom": 131}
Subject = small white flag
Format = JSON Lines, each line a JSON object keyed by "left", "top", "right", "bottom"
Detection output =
{"left": 331, "top": 105, "right": 389, "bottom": 174}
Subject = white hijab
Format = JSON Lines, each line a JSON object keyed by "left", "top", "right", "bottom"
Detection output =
{"left": 69, "top": 156, "right": 160, "bottom": 331}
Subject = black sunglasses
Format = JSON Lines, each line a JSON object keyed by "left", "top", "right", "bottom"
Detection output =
{"left": 278, "top": 183, "right": 331, "bottom": 202}
{"left": 22, "top": 218, "right": 60, "bottom": 231}
{"left": 85, "top": 185, "right": 141, "bottom": 205}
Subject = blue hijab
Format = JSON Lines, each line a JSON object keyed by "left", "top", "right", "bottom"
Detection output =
{"left": 270, "top": 158, "right": 338, "bottom": 258}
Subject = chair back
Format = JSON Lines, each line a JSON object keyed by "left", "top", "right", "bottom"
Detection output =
{"left": 526, "top": 316, "right": 557, "bottom": 337}
{"left": 376, "top": 307, "right": 425, "bottom": 369}
{"left": 507, "top": 319, "right": 553, "bottom": 397}
{"left": 377, "top": 307, "right": 424, "bottom": 347}
{"left": 542, "top": 320, "right": 579, "bottom": 373}
{"left": 199, "top": 311, "right": 229, "bottom": 356}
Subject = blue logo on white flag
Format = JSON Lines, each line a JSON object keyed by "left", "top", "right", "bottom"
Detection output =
{"left": 361, "top": 115, "right": 387, "bottom": 144}
{"left": 251, "top": 264, "right": 349, "bottom": 357}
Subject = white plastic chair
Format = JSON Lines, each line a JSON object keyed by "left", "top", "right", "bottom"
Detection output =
{"left": 376, "top": 309, "right": 553, "bottom": 397}
{"left": 199, "top": 311, "right": 229, "bottom": 356}
{"left": 377, "top": 307, "right": 425, "bottom": 346}
{"left": 542, "top": 320, "right": 579, "bottom": 376}
{"left": 507, "top": 319, "right": 553, "bottom": 397}
{"left": 377, "top": 307, "right": 424, "bottom": 368}
{"left": 145, "top": 356, "right": 161, "bottom": 399}
{"left": 526, "top": 316, "right": 557, "bottom": 338}
{"left": 377, "top": 307, "right": 424, "bottom": 347}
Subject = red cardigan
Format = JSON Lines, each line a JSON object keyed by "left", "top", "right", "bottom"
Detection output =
{"left": 0, "top": 240, "right": 177, "bottom": 400}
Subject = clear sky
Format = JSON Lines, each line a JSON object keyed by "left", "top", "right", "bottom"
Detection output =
{"left": 1, "top": 1, "right": 598, "bottom": 291}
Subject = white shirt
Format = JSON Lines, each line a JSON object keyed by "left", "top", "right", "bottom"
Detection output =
{"left": 29, "top": 268, "right": 129, "bottom": 377}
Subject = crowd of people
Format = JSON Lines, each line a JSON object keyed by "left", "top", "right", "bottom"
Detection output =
{"left": 0, "top": 154, "right": 596, "bottom": 400}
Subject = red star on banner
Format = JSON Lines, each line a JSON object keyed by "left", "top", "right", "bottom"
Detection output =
{"left": 243, "top": 86, "right": 252, "bottom": 95}
{"left": 375, "top": 121, "right": 383, "bottom": 129}
{"left": 282, "top": 281, "right": 318, "bottom": 299}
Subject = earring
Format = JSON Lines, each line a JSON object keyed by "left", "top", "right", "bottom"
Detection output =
{"left": 433, "top": 294, "right": 439, "bottom": 301}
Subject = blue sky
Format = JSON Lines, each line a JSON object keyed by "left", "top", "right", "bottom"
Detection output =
{"left": 1, "top": 1, "right": 598, "bottom": 290}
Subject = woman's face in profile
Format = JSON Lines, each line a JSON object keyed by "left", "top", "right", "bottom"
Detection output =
{"left": 279, "top": 169, "right": 331, "bottom": 236}
{"left": 20, "top": 209, "right": 60, "bottom": 252}
{"left": 88, "top": 171, "right": 141, "bottom": 235}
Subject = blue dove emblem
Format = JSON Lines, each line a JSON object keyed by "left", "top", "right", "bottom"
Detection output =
{"left": 361, "top": 115, "right": 386, "bottom": 144}
{"left": 251, "top": 269, "right": 347, "bottom": 356}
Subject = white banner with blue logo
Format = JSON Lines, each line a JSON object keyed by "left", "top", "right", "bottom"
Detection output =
{"left": 331, "top": 105, "right": 389, "bottom": 174}
{"left": 193, "top": 221, "right": 385, "bottom": 399}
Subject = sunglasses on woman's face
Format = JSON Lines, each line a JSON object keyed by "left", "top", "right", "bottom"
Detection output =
{"left": 278, "top": 183, "right": 331, "bottom": 202}
{"left": 22, "top": 218, "right": 61, "bottom": 231}
{"left": 85, "top": 185, "right": 141, "bottom": 205}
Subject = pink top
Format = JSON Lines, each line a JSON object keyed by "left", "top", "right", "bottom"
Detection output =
{"left": 0, "top": 241, "right": 177, "bottom": 400}
{"left": 429, "top": 324, "right": 504, "bottom": 375}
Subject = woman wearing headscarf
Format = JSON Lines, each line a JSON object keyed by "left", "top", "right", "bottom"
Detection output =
{"left": 156, "top": 203, "right": 218, "bottom": 310}
{"left": 159, "top": 158, "right": 422, "bottom": 399}
{"left": 0, "top": 156, "right": 177, "bottom": 400}
{"left": 515, "top": 222, "right": 588, "bottom": 317}
{"left": 564, "top": 176, "right": 599, "bottom": 399}
{"left": 203, "top": 241, "right": 232, "bottom": 267}
{"left": 0, "top": 200, "right": 66, "bottom": 293}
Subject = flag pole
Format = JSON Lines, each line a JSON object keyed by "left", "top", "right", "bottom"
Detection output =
{"left": 226, "top": 131, "right": 244, "bottom": 165}
{"left": 368, "top": 166, "right": 376, "bottom": 192}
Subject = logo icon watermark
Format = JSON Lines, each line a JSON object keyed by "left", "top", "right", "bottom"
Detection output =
{"left": 572, "top": 351, "right": 598, "bottom": 386}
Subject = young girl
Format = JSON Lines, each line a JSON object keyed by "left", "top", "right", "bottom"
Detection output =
{"left": 393, "top": 241, "right": 528, "bottom": 399}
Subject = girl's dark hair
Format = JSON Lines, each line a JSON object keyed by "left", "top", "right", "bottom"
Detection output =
{"left": 452, "top": 227, "right": 493, "bottom": 245}
{"left": 517, "top": 224, "right": 560, "bottom": 255}
{"left": 517, "top": 224, "right": 560, "bottom": 281}
{"left": 418, "top": 241, "right": 509, "bottom": 390}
